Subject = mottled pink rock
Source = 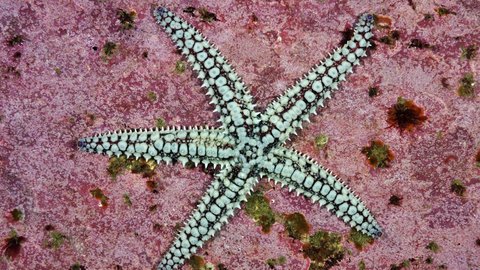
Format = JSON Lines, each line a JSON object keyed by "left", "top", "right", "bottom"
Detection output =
{"left": 1, "top": 0, "right": 479, "bottom": 269}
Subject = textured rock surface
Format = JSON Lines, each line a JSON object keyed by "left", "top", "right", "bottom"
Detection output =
{"left": 0, "top": 0, "right": 479, "bottom": 269}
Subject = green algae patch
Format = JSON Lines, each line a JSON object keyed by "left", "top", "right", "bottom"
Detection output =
{"left": 102, "top": 42, "right": 118, "bottom": 57}
{"left": 198, "top": 7, "right": 218, "bottom": 23}
{"left": 122, "top": 194, "right": 132, "bottom": 206}
{"left": 185, "top": 255, "right": 205, "bottom": 270}
{"left": 348, "top": 229, "right": 374, "bottom": 251}
{"left": 69, "top": 262, "right": 87, "bottom": 270}
{"left": 476, "top": 150, "right": 480, "bottom": 168}
{"left": 43, "top": 230, "right": 70, "bottom": 251}
{"left": 266, "top": 256, "right": 286, "bottom": 269}
{"left": 426, "top": 240, "right": 440, "bottom": 253}
{"left": 185, "top": 161, "right": 196, "bottom": 169}
{"left": 314, "top": 134, "right": 329, "bottom": 150}
{"left": 244, "top": 192, "right": 276, "bottom": 233}
{"left": 460, "top": 45, "right": 477, "bottom": 61}
{"left": 117, "top": 9, "right": 136, "bottom": 31}
{"left": 9, "top": 209, "right": 23, "bottom": 222}
{"left": 378, "top": 30, "right": 400, "bottom": 49}
{"left": 174, "top": 222, "right": 181, "bottom": 234}
{"left": 302, "top": 230, "right": 345, "bottom": 269}
{"left": 174, "top": 60, "right": 186, "bottom": 74}
{"left": 408, "top": 39, "right": 433, "bottom": 50}
{"left": 390, "top": 260, "right": 410, "bottom": 270}
{"left": 156, "top": 117, "right": 167, "bottom": 129}
{"left": 435, "top": 5, "right": 457, "bottom": 17}
{"left": 147, "top": 91, "right": 157, "bottom": 101}
{"left": 7, "top": 35, "right": 26, "bottom": 47}
{"left": 450, "top": 179, "right": 466, "bottom": 196}
{"left": 358, "top": 260, "right": 366, "bottom": 270}
{"left": 457, "top": 73, "right": 476, "bottom": 98}
{"left": 107, "top": 156, "right": 157, "bottom": 181}
{"left": 284, "top": 212, "right": 310, "bottom": 241}
{"left": 361, "top": 140, "right": 395, "bottom": 168}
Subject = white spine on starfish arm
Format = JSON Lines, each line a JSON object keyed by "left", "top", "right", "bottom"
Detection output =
{"left": 78, "top": 6, "right": 381, "bottom": 270}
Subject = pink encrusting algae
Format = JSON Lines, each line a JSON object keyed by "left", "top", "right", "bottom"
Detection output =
{"left": 0, "top": 0, "right": 480, "bottom": 269}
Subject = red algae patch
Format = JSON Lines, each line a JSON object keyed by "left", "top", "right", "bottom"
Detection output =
{"left": 89, "top": 187, "right": 109, "bottom": 207}
{"left": 302, "top": 230, "right": 345, "bottom": 269}
{"left": 361, "top": 140, "right": 395, "bottom": 168}
{"left": 285, "top": 212, "right": 310, "bottom": 241}
{"left": 244, "top": 192, "right": 276, "bottom": 233}
{"left": 1, "top": 228, "right": 26, "bottom": 262}
{"left": 386, "top": 97, "right": 428, "bottom": 133}
{"left": 185, "top": 255, "right": 205, "bottom": 270}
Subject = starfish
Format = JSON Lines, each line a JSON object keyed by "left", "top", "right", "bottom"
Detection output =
{"left": 78, "top": 6, "right": 382, "bottom": 269}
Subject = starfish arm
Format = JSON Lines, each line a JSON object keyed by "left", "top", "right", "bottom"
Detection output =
{"left": 258, "top": 146, "right": 383, "bottom": 238}
{"left": 154, "top": 7, "right": 259, "bottom": 138}
{"left": 78, "top": 126, "right": 236, "bottom": 167}
{"left": 260, "top": 14, "right": 375, "bottom": 143}
{"left": 157, "top": 164, "right": 257, "bottom": 270}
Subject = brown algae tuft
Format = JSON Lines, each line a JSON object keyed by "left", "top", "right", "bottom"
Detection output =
{"left": 386, "top": 97, "right": 428, "bottom": 133}
{"left": 361, "top": 140, "right": 395, "bottom": 168}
